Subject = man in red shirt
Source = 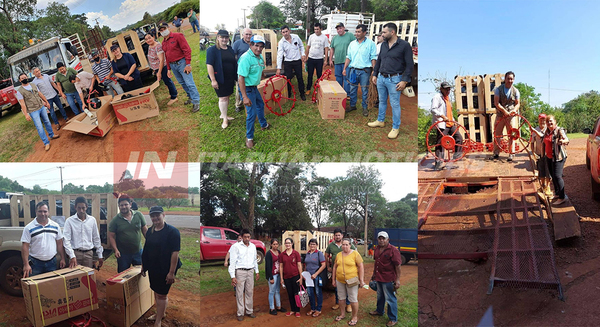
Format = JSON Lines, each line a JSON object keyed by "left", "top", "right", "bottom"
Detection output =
{"left": 158, "top": 23, "right": 200, "bottom": 113}
{"left": 369, "top": 231, "right": 402, "bottom": 327}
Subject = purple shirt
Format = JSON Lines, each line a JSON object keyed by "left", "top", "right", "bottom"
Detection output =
{"left": 304, "top": 250, "right": 325, "bottom": 275}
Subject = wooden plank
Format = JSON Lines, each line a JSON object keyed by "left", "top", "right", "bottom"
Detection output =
{"left": 10, "top": 196, "right": 19, "bottom": 227}
{"left": 454, "top": 75, "right": 485, "bottom": 114}
{"left": 48, "top": 195, "right": 57, "bottom": 217}
{"left": 483, "top": 73, "right": 504, "bottom": 114}
{"left": 23, "top": 195, "right": 32, "bottom": 226}
{"left": 458, "top": 113, "right": 488, "bottom": 143}
{"left": 104, "top": 30, "right": 150, "bottom": 72}
{"left": 550, "top": 199, "right": 581, "bottom": 240}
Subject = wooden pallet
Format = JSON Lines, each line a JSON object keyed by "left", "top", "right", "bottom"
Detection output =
{"left": 458, "top": 113, "right": 488, "bottom": 143}
{"left": 104, "top": 30, "right": 150, "bottom": 72}
{"left": 483, "top": 73, "right": 504, "bottom": 114}
{"left": 454, "top": 75, "right": 485, "bottom": 114}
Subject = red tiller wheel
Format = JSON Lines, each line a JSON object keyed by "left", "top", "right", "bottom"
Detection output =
{"left": 425, "top": 120, "right": 470, "bottom": 162}
{"left": 493, "top": 113, "right": 532, "bottom": 154}
{"left": 263, "top": 75, "right": 296, "bottom": 116}
{"left": 311, "top": 69, "right": 333, "bottom": 103}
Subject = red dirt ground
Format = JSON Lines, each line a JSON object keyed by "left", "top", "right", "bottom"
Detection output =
{"left": 418, "top": 137, "right": 600, "bottom": 326}
{"left": 200, "top": 262, "right": 418, "bottom": 327}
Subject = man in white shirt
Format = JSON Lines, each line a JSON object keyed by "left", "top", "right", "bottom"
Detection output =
{"left": 276, "top": 25, "right": 307, "bottom": 101}
{"left": 21, "top": 202, "right": 67, "bottom": 277}
{"left": 305, "top": 22, "right": 330, "bottom": 96}
{"left": 63, "top": 197, "right": 103, "bottom": 269}
{"left": 31, "top": 67, "right": 69, "bottom": 129}
{"left": 228, "top": 229, "right": 259, "bottom": 321}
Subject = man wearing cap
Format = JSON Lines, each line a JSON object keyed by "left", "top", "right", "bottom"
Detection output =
{"left": 63, "top": 196, "right": 103, "bottom": 269}
{"left": 16, "top": 73, "right": 60, "bottom": 151}
{"left": 159, "top": 23, "right": 200, "bottom": 113}
{"left": 276, "top": 25, "right": 307, "bottom": 101}
{"left": 21, "top": 202, "right": 67, "bottom": 277}
{"left": 108, "top": 195, "right": 148, "bottom": 273}
{"left": 343, "top": 24, "right": 377, "bottom": 116}
{"left": 369, "top": 231, "right": 402, "bottom": 327}
{"left": 238, "top": 35, "right": 270, "bottom": 149}
{"left": 430, "top": 81, "right": 464, "bottom": 171}
{"left": 90, "top": 51, "right": 123, "bottom": 96}
{"left": 55, "top": 62, "right": 83, "bottom": 115}
{"left": 492, "top": 71, "right": 520, "bottom": 161}
{"left": 329, "top": 22, "right": 355, "bottom": 94}
{"left": 369, "top": 23, "right": 414, "bottom": 139}
{"left": 228, "top": 229, "right": 259, "bottom": 321}
{"left": 31, "top": 67, "right": 68, "bottom": 130}
{"left": 233, "top": 28, "right": 253, "bottom": 112}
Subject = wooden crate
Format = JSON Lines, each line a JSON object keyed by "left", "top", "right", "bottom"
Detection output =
{"left": 104, "top": 30, "right": 150, "bottom": 72}
{"left": 282, "top": 230, "right": 333, "bottom": 255}
{"left": 458, "top": 113, "right": 488, "bottom": 143}
{"left": 483, "top": 73, "right": 504, "bottom": 114}
{"left": 454, "top": 75, "right": 485, "bottom": 114}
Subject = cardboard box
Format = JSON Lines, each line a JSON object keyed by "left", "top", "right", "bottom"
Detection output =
{"left": 62, "top": 95, "right": 117, "bottom": 137}
{"left": 111, "top": 81, "right": 160, "bottom": 124}
{"left": 317, "top": 80, "right": 347, "bottom": 119}
{"left": 257, "top": 76, "right": 288, "bottom": 114}
{"left": 22, "top": 266, "right": 99, "bottom": 327}
{"left": 106, "top": 266, "right": 155, "bottom": 327}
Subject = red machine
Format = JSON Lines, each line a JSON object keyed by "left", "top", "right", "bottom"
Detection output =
{"left": 262, "top": 75, "right": 297, "bottom": 116}
{"left": 425, "top": 120, "right": 470, "bottom": 162}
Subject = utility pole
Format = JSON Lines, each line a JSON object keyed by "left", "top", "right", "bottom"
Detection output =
{"left": 242, "top": 8, "right": 248, "bottom": 28}
{"left": 57, "top": 166, "right": 64, "bottom": 194}
{"left": 364, "top": 193, "right": 368, "bottom": 257}
{"left": 306, "top": 0, "right": 311, "bottom": 40}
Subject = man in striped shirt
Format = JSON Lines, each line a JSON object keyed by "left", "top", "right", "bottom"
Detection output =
{"left": 21, "top": 202, "right": 67, "bottom": 277}
{"left": 90, "top": 51, "right": 123, "bottom": 96}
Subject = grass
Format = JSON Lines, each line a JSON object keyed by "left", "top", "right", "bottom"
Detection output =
{"left": 197, "top": 50, "right": 417, "bottom": 162}
{"left": 567, "top": 132, "right": 588, "bottom": 139}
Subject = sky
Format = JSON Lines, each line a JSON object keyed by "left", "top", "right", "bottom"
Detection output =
{"left": 36, "top": 0, "right": 179, "bottom": 31}
{"left": 200, "top": 0, "right": 281, "bottom": 32}
{"left": 419, "top": 0, "right": 600, "bottom": 109}
{"left": 0, "top": 163, "right": 200, "bottom": 191}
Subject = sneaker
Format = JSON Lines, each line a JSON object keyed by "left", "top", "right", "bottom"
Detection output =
{"left": 50, "top": 134, "right": 60, "bottom": 139}
{"left": 246, "top": 139, "right": 254, "bottom": 149}
{"left": 237, "top": 315, "right": 244, "bottom": 321}
{"left": 345, "top": 106, "right": 357, "bottom": 113}
{"left": 261, "top": 123, "right": 271, "bottom": 131}
{"left": 278, "top": 307, "right": 287, "bottom": 312}
{"left": 300, "top": 93, "right": 306, "bottom": 101}
{"left": 346, "top": 304, "right": 352, "bottom": 313}
{"left": 507, "top": 154, "right": 514, "bottom": 162}
{"left": 270, "top": 309, "right": 277, "bottom": 315}
{"left": 55, "top": 124, "right": 61, "bottom": 131}
{"left": 388, "top": 128, "right": 400, "bottom": 139}
{"left": 286, "top": 312, "right": 294, "bottom": 317}
{"left": 554, "top": 195, "right": 569, "bottom": 205}
{"left": 331, "top": 304, "right": 340, "bottom": 310}
{"left": 167, "top": 98, "right": 178, "bottom": 105}
{"left": 45, "top": 144, "right": 50, "bottom": 151}
{"left": 367, "top": 120, "right": 385, "bottom": 128}
{"left": 434, "top": 161, "right": 443, "bottom": 171}
{"left": 489, "top": 154, "right": 499, "bottom": 160}
{"left": 246, "top": 313, "right": 256, "bottom": 318}
{"left": 192, "top": 104, "right": 199, "bottom": 113}
{"left": 362, "top": 107, "right": 368, "bottom": 116}
{"left": 305, "top": 89, "right": 312, "bottom": 95}
{"left": 184, "top": 99, "right": 192, "bottom": 105}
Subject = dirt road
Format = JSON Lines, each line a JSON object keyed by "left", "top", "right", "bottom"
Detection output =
{"left": 200, "top": 262, "right": 418, "bottom": 326}
{"left": 418, "top": 137, "right": 600, "bottom": 326}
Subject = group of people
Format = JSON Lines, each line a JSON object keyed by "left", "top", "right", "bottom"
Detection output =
{"left": 226, "top": 228, "right": 403, "bottom": 327}
{"left": 20, "top": 195, "right": 182, "bottom": 327}
{"left": 429, "top": 71, "right": 569, "bottom": 205}
{"left": 205, "top": 22, "right": 414, "bottom": 149}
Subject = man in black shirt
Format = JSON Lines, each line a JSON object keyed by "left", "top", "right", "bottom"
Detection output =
{"left": 368, "top": 23, "right": 414, "bottom": 139}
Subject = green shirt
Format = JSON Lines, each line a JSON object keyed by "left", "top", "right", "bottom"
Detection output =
{"left": 237, "top": 50, "right": 265, "bottom": 86}
{"left": 188, "top": 11, "right": 197, "bottom": 22}
{"left": 55, "top": 67, "right": 78, "bottom": 94}
{"left": 325, "top": 240, "right": 356, "bottom": 263}
{"left": 330, "top": 32, "right": 356, "bottom": 65}
{"left": 108, "top": 210, "right": 146, "bottom": 255}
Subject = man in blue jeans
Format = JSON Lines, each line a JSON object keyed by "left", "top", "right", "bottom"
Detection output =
{"left": 368, "top": 23, "right": 414, "bottom": 139}
{"left": 108, "top": 195, "right": 148, "bottom": 273}
{"left": 16, "top": 73, "right": 60, "bottom": 151}
{"left": 55, "top": 62, "right": 84, "bottom": 115}
{"left": 238, "top": 35, "right": 271, "bottom": 149}
{"left": 343, "top": 24, "right": 377, "bottom": 117}
{"left": 329, "top": 22, "right": 355, "bottom": 96}
{"left": 32, "top": 67, "right": 68, "bottom": 130}
{"left": 369, "top": 231, "right": 402, "bottom": 327}
{"left": 21, "top": 202, "right": 67, "bottom": 277}
{"left": 159, "top": 23, "right": 200, "bottom": 113}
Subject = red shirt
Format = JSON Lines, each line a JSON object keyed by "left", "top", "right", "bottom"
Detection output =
{"left": 373, "top": 243, "right": 402, "bottom": 282}
{"left": 544, "top": 132, "right": 553, "bottom": 159}
{"left": 161, "top": 32, "right": 192, "bottom": 70}
{"left": 279, "top": 249, "right": 301, "bottom": 279}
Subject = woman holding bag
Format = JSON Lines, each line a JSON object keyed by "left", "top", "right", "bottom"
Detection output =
{"left": 303, "top": 238, "right": 326, "bottom": 317}
{"left": 332, "top": 238, "right": 365, "bottom": 326}
{"left": 279, "top": 237, "right": 304, "bottom": 317}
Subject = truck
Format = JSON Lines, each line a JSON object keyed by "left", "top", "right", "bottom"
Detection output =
{"left": 200, "top": 226, "right": 266, "bottom": 264}
{"left": 0, "top": 193, "right": 119, "bottom": 296}
{"left": 585, "top": 118, "right": 600, "bottom": 200}
{"left": 373, "top": 228, "right": 417, "bottom": 265}
{"left": 319, "top": 11, "right": 375, "bottom": 43}
{"left": 0, "top": 79, "right": 18, "bottom": 118}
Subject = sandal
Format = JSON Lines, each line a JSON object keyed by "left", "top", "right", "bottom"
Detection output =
{"left": 306, "top": 310, "right": 315, "bottom": 316}
{"left": 348, "top": 319, "right": 358, "bottom": 326}
{"left": 312, "top": 311, "right": 321, "bottom": 317}
{"left": 335, "top": 315, "right": 345, "bottom": 322}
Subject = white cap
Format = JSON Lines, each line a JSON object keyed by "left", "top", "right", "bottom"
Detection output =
{"left": 251, "top": 35, "right": 266, "bottom": 44}
{"left": 377, "top": 231, "right": 389, "bottom": 239}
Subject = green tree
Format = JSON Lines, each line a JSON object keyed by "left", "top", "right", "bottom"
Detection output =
{"left": 371, "top": 0, "right": 417, "bottom": 21}
{"left": 562, "top": 91, "right": 600, "bottom": 133}
{"left": 37, "top": 2, "right": 89, "bottom": 39}
{"left": 304, "top": 175, "right": 330, "bottom": 230}
{"left": 62, "top": 183, "right": 86, "bottom": 194}
{"left": 249, "top": 0, "right": 286, "bottom": 29}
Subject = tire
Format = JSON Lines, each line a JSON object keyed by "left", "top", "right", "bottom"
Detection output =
{"left": 592, "top": 175, "right": 600, "bottom": 201}
{"left": 256, "top": 250, "right": 265, "bottom": 265}
{"left": 401, "top": 254, "right": 408, "bottom": 265}
{"left": 0, "top": 256, "right": 24, "bottom": 296}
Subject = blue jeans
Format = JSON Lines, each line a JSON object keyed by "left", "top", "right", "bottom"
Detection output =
{"left": 156, "top": 68, "right": 178, "bottom": 99}
{"left": 105, "top": 79, "right": 124, "bottom": 96}
{"left": 47, "top": 94, "right": 68, "bottom": 123}
{"left": 241, "top": 86, "right": 267, "bottom": 140}
{"left": 307, "top": 276, "right": 323, "bottom": 311}
{"left": 65, "top": 92, "right": 82, "bottom": 115}
{"left": 334, "top": 64, "right": 351, "bottom": 94}
{"left": 29, "top": 255, "right": 57, "bottom": 276}
{"left": 170, "top": 58, "right": 199, "bottom": 105}
{"left": 335, "top": 284, "right": 351, "bottom": 305}
{"left": 29, "top": 106, "right": 55, "bottom": 145}
{"left": 268, "top": 274, "right": 282, "bottom": 310}
{"left": 116, "top": 249, "right": 143, "bottom": 273}
{"left": 376, "top": 281, "right": 398, "bottom": 322}
{"left": 348, "top": 68, "right": 370, "bottom": 109}
{"left": 377, "top": 73, "right": 402, "bottom": 129}
{"left": 190, "top": 20, "right": 200, "bottom": 33}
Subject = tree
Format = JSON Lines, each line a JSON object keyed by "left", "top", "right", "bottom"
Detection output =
{"left": 215, "top": 23, "right": 226, "bottom": 31}
{"left": 304, "top": 175, "right": 330, "bottom": 230}
{"left": 62, "top": 183, "right": 86, "bottom": 194}
{"left": 249, "top": 1, "right": 286, "bottom": 29}
{"left": 264, "top": 164, "right": 312, "bottom": 232}
{"left": 0, "top": 0, "right": 36, "bottom": 58}
{"left": 142, "top": 12, "right": 153, "bottom": 25}
{"left": 371, "top": 0, "right": 417, "bottom": 21}
{"left": 37, "top": 2, "right": 89, "bottom": 39}
{"left": 562, "top": 91, "right": 600, "bottom": 133}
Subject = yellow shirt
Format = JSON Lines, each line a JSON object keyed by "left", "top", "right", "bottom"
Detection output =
{"left": 335, "top": 250, "right": 363, "bottom": 283}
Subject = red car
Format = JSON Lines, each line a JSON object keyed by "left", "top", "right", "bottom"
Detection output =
{"left": 0, "top": 79, "right": 18, "bottom": 117}
{"left": 200, "top": 226, "right": 266, "bottom": 264}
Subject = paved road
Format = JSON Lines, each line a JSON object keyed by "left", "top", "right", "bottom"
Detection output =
{"left": 142, "top": 214, "right": 199, "bottom": 229}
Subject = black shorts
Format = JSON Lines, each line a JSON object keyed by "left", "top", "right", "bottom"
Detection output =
{"left": 215, "top": 79, "right": 235, "bottom": 98}
{"left": 149, "top": 270, "right": 174, "bottom": 295}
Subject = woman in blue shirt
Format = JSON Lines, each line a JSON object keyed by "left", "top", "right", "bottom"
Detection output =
{"left": 303, "top": 238, "right": 326, "bottom": 317}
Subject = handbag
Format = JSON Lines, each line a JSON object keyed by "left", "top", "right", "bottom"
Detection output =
{"left": 295, "top": 284, "right": 310, "bottom": 308}
{"left": 342, "top": 251, "right": 360, "bottom": 287}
